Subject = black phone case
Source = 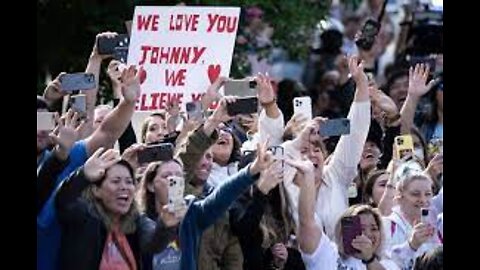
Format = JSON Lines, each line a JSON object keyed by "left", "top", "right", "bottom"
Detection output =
{"left": 60, "top": 73, "right": 96, "bottom": 92}
{"left": 355, "top": 19, "right": 380, "bottom": 50}
{"left": 97, "top": 34, "right": 130, "bottom": 55}
{"left": 114, "top": 47, "right": 129, "bottom": 63}
{"left": 137, "top": 143, "right": 174, "bottom": 164}
{"left": 226, "top": 97, "right": 258, "bottom": 116}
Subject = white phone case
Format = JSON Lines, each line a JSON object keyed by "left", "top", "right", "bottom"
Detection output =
{"left": 167, "top": 175, "right": 185, "bottom": 214}
{"left": 293, "top": 97, "right": 312, "bottom": 120}
{"left": 37, "top": 112, "right": 56, "bottom": 130}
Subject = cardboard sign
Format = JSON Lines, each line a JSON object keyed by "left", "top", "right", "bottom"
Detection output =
{"left": 128, "top": 6, "right": 240, "bottom": 111}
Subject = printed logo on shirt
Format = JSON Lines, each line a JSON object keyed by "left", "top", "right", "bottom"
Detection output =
{"left": 152, "top": 243, "right": 181, "bottom": 270}
{"left": 336, "top": 258, "right": 355, "bottom": 270}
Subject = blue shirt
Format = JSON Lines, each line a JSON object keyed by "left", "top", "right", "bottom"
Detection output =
{"left": 37, "top": 140, "right": 88, "bottom": 270}
{"left": 179, "top": 166, "right": 257, "bottom": 270}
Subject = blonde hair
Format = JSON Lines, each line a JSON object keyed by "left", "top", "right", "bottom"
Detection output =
{"left": 397, "top": 173, "right": 432, "bottom": 193}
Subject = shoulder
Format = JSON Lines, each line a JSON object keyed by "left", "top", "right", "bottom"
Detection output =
{"left": 301, "top": 234, "right": 339, "bottom": 269}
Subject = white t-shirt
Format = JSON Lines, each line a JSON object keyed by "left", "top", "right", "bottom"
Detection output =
{"left": 302, "top": 234, "right": 400, "bottom": 270}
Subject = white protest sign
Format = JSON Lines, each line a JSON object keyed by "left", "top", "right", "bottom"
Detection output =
{"left": 128, "top": 6, "right": 240, "bottom": 111}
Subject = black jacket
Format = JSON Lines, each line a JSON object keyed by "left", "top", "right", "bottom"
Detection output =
{"left": 55, "top": 168, "right": 176, "bottom": 270}
{"left": 230, "top": 186, "right": 305, "bottom": 270}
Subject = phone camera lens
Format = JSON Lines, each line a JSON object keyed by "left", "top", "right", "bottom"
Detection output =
{"left": 249, "top": 81, "right": 257, "bottom": 88}
{"left": 397, "top": 138, "right": 404, "bottom": 145}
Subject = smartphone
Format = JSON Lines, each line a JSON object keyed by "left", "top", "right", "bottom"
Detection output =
{"left": 224, "top": 79, "right": 257, "bottom": 97}
{"left": 268, "top": 146, "right": 285, "bottom": 171}
{"left": 97, "top": 34, "right": 130, "bottom": 55}
{"left": 59, "top": 73, "right": 96, "bottom": 92}
{"left": 293, "top": 97, "right": 312, "bottom": 121}
{"left": 137, "top": 143, "right": 174, "bottom": 164}
{"left": 341, "top": 216, "right": 362, "bottom": 256}
{"left": 167, "top": 175, "right": 186, "bottom": 215}
{"left": 355, "top": 18, "right": 381, "bottom": 51}
{"left": 37, "top": 112, "right": 56, "bottom": 130}
{"left": 113, "top": 47, "right": 129, "bottom": 64}
{"left": 421, "top": 208, "right": 429, "bottom": 224}
{"left": 227, "top": 97, "right": 258, "bottom": 116}
{"left": 395, "top": 135, "right": 415, "bottom": 159}
{"left": 319, "top": 118, "right": 350, "bottom": 137}
{"left": 69, "top": 94, "right": 87, "bottom": 119}
{"left": 186, "top": 101, "right": 203, "bottom": 121}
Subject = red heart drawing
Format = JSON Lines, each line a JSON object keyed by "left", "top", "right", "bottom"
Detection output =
{"left": 138, "top": 66, "right": 147, "bottom": 84}
{"left": 207, "top": 64, "right": 221, "bottom": 84}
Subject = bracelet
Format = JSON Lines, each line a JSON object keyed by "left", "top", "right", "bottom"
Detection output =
{"left": 361, "top": 255, "right": 376, "bottom": 265}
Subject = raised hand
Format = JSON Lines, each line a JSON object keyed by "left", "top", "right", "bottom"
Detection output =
{"left": 83, "top": 148, "right": 121, "bottom": 182}
{"left": 250, "top": 141, "right": 274, "bottom": 176}
{"left": 284, "top": 113, "right": 309, "bottom": 139}
{"left": 256, "top": 160, "right": 284, "bottom": 194}
{"left": 91, "top": 31, "right": 118, "bottom": 60}
{"left": 409, "top": 221, "right": 435, "bottom": 250}
{"left": 408, "top": 63, "right": 437, "bottom": 97}
{"left": 284, "top": 158, "right": 315, "bottom": 187}
{"left": 210, "top": 96, "right": 236, "bottom": 124}
{"left": 271, "top": 243, "right": 288, "bottom": 269}
{"left": 297, "top": 117, "right": 327, "bottom": 146}
{"left": 205, "top": 76, "right": 226, "bottom": 100}
{"left": 43, "top": 72, "right": 67, "bottom": 102}
{"left": 254, "top": 73, "right": 276, "bottom": 105}
{"left": 351, "top": 234, "right": 375, "bottom": 261}
{"left": 50, "top": 109, "right": 86, "bottom": 160}
{"left": 348, "top": 55, "right": 368, "bottom": 88}
{"left": 120, "top": 65, "right": 141, "bottom": 103}
{"left": 121, "top": 143, "right": 146, "bottom": 171}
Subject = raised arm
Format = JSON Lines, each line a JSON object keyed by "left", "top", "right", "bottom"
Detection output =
{"left": 286, "top": 158, "right": 321, "bottom": 254}
{"left": 56, "top": 148, "right": 121, "bottom": 211}
{"left": 108, "top": 60, "right": 137, "bottom": 153}
{"left": 400, "top": 63, "right": 436, "bottom": 134}
{"left": 85, "top": 65, "right": 140, "bottom": 156}
{"left": 255, "top": 73, "right": 285, "bottom": 147}
{"left": 175, "top": 97, "right": 234, "bottom": 181}
{"left": 38, "top": 110, "right": 84, "bottom": 214}
{"left": 196, "top": 142, "right": 273, "bottom": 230}
{"left": 326, "top": 55, "right": 371, "bottom": 186}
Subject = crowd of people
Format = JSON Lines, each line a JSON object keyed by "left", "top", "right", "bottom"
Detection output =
{"left": 37, "top": 1, "right": 443, "bottom": 269}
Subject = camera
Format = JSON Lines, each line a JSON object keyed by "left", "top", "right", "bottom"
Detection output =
{"left": 355, "top": 18, "right": 381, "bottom": 51}
{"left": 249, "top": 80, "right": 257, "bottom": 88}
{"left": 295, "top": 100, "right": 302, "bottom": 106}
{"left": 396, "top": 137, "right": 404, "bottom": 145}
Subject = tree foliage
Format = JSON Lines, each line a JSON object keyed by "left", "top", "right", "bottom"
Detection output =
{"left": 37, "top": 0, "right": 331, "bottom": 101}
